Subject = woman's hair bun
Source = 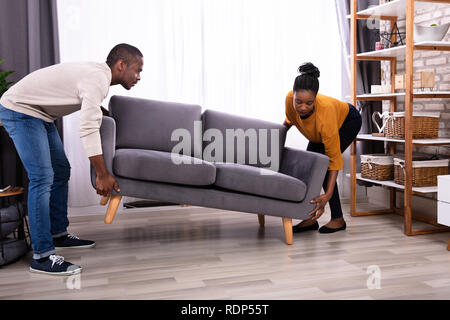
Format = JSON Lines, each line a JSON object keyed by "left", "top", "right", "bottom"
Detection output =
{"left": 298, "top": 62, "right": 320, "bottom": 79}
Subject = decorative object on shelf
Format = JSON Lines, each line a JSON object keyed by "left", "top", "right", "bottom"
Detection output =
{"left": 384, "top": 111, "right": 440, "bottom": 139}
{"left": 371, "top": 85, "right": 382, "bottom": 94}
{"left": 414, "top": 22, "right": 450, "bottom": 42}
{"left": 371, "top": 84, "right": 391, "bottom": 94}
{"left": 361, "top": 154, "right": 394, "bottom": 181}
{"left": 371, "top": 111, "right": 389, "bottom": 136}
{"left": 375, "top": 41, "right": 384, "bottom": 50}
{"left": 394, "top": 72, "right": 435, "bottom": 91}
{"left": 377, "top": 22, "right": 405, "bottom": 49}
{"left": 394, "top": 155, "right": 449, "bottom": 187}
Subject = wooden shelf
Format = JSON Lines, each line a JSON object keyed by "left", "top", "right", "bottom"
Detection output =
{"left": 349, "top": 0, "right": 449, "bottom": 20}
{"left": 414, "top": 41, "right": 450, "bottom": 51}
{"left": 357, "top": 45, "right": 407, "bottom": 58}
{"left": 355, "top": 93, "right": 403, "bottom": 100}
{"left": 352, "top": 91, "right": 450, "bottom": 100}
{"left": 356, "top": 134, "right": 450, "bottom": 145}
{"left": 355, "top": 42, "right": 450, "bottom": 59}
{"left": 413, "top": 91, "right": 450, "bottom": 98}
{"left": 346, "top": 91, "right": 450, "bottom": 100}
{"left": 355, "top": 173, "right": 438, "bottom": 193}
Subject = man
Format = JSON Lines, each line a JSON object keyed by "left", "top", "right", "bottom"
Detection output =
{"left": 0, "top": 43, "right": 143, "bottom": 275}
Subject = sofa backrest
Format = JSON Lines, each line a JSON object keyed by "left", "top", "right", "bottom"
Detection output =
{"left": 202, "top": 109, "right": 287, "bottom": 170}
{"left": 109, "top": 95, "right": 202, "bottom": 157}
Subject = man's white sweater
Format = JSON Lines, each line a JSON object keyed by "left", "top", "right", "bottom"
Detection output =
{"left": 0, "top": 62, "right": 112, "bottom": 157}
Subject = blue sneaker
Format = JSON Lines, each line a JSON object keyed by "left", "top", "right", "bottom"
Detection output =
{"left": 30, "top": 255, "right": 82, "bottom": 276}
{"left": 54, "top": 234, "right": 96, "bottom": 249}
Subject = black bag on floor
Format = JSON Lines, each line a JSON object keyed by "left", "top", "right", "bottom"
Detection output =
{"left": 0, "top": 203, "right": 23, "bottom": 238}
{"left": 0, "top": 238, "right": 28, "bottom": 266}
{"left": 0, "top": 202, "right": 29, "bottom": 266}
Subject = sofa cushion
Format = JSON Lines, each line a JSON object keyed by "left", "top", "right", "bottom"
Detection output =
{"left": 110, "top": 95, "right": 202, "bottom": 157}
{"left": 202, "top": 109, "right": 287, "bottom": 171}
{"left": 114, "top": 149, "right": 216, "bottom": 186}
{"left": 214, "top": 162, "right": 307, "bottom": 202}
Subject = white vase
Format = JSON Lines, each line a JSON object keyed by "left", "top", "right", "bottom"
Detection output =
{"left": 414, "top": 23, "right": 450, "bottom": 42}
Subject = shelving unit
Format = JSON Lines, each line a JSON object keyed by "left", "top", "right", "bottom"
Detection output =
{"left": 349, "top": 0, "right": 450, "bottom": 236}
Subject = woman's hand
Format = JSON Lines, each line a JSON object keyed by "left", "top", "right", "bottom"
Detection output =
{"left": 307, "top": 170, "right": 338, "bottom": 221}
{"left": 308, "top": 193, "right": 331, "bottom": 221}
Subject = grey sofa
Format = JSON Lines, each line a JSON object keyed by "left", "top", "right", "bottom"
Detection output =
{"left": 92, "top": 95, "right": 329, "bottom": 244}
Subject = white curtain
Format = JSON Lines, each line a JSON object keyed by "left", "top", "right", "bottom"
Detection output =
{"left": 57, "top": 0, "right": 343, "bottom": 207}
{"left": 334, "top": 0, "right": 352, "bottom": 199}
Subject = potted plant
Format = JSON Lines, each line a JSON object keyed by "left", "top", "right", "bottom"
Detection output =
{"left": 414, "top": 22, "right": 450, "bottom": 42}
{"left": 0, "top": 59, "right": 15, "bottom": 126}
{"left": 0, "top": 59, "right": 15, "bottom": 98}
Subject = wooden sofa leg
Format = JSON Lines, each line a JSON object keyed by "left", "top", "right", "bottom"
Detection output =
{"left": 282, "top": 217, "right": 293, "bottom": 245}
{"left": 258, "top": 214, "right": 265, "bottom": 227}
{"left": 100, "top": 196, "right": 109, "bottom": 206}
{"left": 102, "top": 195, "right": 122, "bottom": 224}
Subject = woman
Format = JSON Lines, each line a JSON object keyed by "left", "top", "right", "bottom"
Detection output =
{"left": 284, "top": 62, "right": 362, "bottom": 233}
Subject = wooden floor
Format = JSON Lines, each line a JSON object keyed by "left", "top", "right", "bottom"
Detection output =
{"left": 0, "top": 201, "right": 449, "bottom": 300}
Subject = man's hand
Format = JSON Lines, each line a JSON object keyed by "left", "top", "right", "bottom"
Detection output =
{"left": 89, "top": 154, "right": 120, "bottom": 197}
{"left": 95, "top": 172, "right": 120, "bottom": 197}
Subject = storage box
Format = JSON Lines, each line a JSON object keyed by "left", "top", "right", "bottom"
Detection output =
{"left": 384, "top": 111, "right": 440, "bottom": 139}
{"left": 394, "top": 72, "right": 435, "bottom": 90}
{"left": 361, "top": 154, "right": 394, "bottom": 181}
{"left": 394, "top": 155, "right": 449, "bottom": 187}
{"left": 371, "top": 85, "right": 391, "bottom": 94}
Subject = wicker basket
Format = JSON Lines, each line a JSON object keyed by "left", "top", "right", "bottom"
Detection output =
{"left": 384, "top": 112, "right": 440, "bottom": 139}
{"left": 361, "top": 154, "right": 394, "bottom": 181}
{"left": 394, "top": 155, "right": 449, "bottom": 187}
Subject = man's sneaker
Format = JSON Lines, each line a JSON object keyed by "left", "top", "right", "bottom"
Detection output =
{"left": 29, "top": 255, "right": 82, "bottom": 276}
{"left": 54, "top": 234, "right": 96, "bottom": 249}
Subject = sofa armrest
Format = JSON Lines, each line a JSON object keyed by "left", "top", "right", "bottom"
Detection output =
{"left": 90, "top": 116, "right": 116, "bottom": 188}
{"left": 279, "top": 147, "right": 329, "bottom": 202}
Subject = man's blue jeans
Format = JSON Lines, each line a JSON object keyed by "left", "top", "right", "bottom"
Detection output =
{"left": 0, "top": 104, "right": 70, "bottom": 259}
